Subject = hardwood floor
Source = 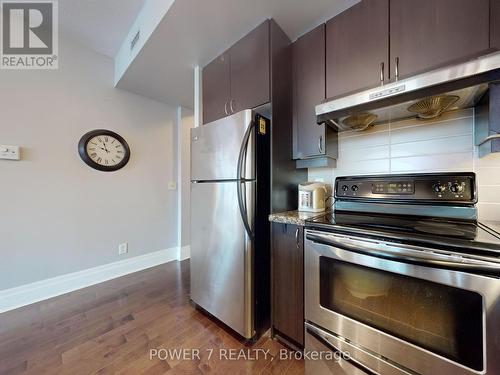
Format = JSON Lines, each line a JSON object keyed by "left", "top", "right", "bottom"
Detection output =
{"left": 0, "top": 261, "right": 304, "bottom": 375}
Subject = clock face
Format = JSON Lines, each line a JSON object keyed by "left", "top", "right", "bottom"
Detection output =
{"left": 86, "top": 135, "right": 125, "bottom": 167}
{"left": 78, "top": 130, "right": 130, "bottom": 171}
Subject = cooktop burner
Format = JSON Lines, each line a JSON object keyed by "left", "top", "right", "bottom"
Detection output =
{"left": 306, "top": 211, "right": 500, "bottom": 256}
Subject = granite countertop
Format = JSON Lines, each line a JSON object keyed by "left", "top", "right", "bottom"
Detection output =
{"left": 268, "top": 210, "right": 327, "bottom": 226}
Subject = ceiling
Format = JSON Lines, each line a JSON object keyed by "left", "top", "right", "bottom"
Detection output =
{"left": 60, "top": 0, "right": 359, "bottom": 107}
{"left": 60, "top": 0, "right": 146, "bottom": 58}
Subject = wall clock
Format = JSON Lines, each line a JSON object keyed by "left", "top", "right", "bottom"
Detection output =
{"left": 78, "top": 129, "right": 130, "bottom": 172}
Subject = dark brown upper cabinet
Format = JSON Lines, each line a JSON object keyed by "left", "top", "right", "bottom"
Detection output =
{"left": 326, "top": 0, "right": 389, "bottom": 99}
{"left": 390, "top": 0, "right": 490, "bottom": 81}
{"left": 202, "top": 53, "right": 231, "bottom": 125}
{"left": 230, "top": 21, "right": 270, "bottom": 114}
{"left": 272, "top": 222, "right": 304, "bottom": 348}
{"left": 202, "top": 21, "right": 270, "bottom": 124}
{"left": 293, "top": 24, "right": 328, "bottom": 160}
{"left": 492, "top": 0, "right": 500, "bottom": 50}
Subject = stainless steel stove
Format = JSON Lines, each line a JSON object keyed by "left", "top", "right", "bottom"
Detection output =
{"left": 304, "top": 173, "right": 500, "bottom": 375}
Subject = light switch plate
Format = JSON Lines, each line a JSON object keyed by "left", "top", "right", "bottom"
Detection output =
{"left": 168, "top": 182, "right": 177, "bottom": 190}
{"left": 0, "top": 145, "right": 20, "bottom": 160}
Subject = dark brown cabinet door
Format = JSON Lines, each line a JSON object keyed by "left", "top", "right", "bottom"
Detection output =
{"left": 202, "top": 53, "right": 230, "bottom": 124}
{"left": 229, "top": 21, "right": 270, "bottom": 113}
{"left": 293, "top": 25, "right": 326, "bottom": 159}
{"left": 390, "top": 0, "right": 490, "bottom": 80}
{"left": 272, "top": 223, "right": 304, "bottom": 347}
{"left": 492, "top": 0, "right": 500, "bottom": 50}
{"left": 326, "top": 0, "right": 389, "bottom": 99}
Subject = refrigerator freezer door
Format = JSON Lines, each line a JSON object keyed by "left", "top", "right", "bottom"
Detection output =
{"left": 190, "top": 180, "right": 255, "bottom": 338}
{"left": 191, "top": 110, "right": 255, "bottom": 181}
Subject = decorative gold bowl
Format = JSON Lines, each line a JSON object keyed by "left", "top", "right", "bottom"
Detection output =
{"left": 408, "top": 95, "right": 459, "bottom": 119}
{"left": 342, "top": 113, "right": 378, "bottom": 132}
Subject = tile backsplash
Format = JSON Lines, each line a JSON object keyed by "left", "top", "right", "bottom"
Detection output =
{"left": 308, "top": 108, "right": 500, "bottom": 221}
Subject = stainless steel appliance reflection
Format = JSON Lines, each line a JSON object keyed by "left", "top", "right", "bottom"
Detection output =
{"left": 316, "top": 51, "right": 500, "bottom": 130}
{"left": 304, "top": 173, "right": 500, "bottom": 375}
{"left": 190, "top": 109, "right": 270, "bottom": 340}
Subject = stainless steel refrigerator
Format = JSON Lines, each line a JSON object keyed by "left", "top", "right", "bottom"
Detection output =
{"left": 190, "top": 109, "right": 271, "bottom": 340}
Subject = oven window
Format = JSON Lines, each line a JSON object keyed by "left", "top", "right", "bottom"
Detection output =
{"left": 319, "top": 257, "right": 484, "bottom": 371}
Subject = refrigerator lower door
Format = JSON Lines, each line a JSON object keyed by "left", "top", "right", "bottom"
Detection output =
{"left": 190, "top": 180, "right": 255, "bottom": 338}
{"left": 191, "top": 109, "right": 255, "bottom": 181}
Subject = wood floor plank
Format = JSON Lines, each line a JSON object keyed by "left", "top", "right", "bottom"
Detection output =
{"left": 0, "top": 261, "right": 303, "bottom": 375}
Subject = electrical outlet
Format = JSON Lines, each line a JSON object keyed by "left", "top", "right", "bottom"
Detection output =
{"left": 0, "top": 145, "right": 20, "bottom": 160}
{"left": 118, "top": 243, "right": 128, "bottom": 255}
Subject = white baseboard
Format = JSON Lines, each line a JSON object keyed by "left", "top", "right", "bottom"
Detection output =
{"left": 178, "top": 245, "right": 190, "bottom": 261}
{"left": 0, "top": 247, "right": 179, "bottom": 314}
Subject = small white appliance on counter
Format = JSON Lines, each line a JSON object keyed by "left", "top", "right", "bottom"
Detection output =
{"left": 298, "top": 182, "right": 327, "bottom": 213}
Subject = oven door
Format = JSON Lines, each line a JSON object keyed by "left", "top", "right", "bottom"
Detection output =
{"left": 305, "top": 229, "right": 500, "bottom": 375}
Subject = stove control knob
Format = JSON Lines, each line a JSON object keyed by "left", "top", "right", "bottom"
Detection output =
{"left": 341, "top": 185, "right": 349, "bottom": 192}
{"left": 450, "top": 183, "right": 463, "bottom": 193}
{"left": 433, "top": 184, "right": 446, "bottom": 193}
{"left": 351, "top": 185, "right": 359, "bottom": 192}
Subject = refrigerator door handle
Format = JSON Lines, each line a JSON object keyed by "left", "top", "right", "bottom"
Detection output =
{"left": 237, "top": 120, "right": 255, "bottom": 239}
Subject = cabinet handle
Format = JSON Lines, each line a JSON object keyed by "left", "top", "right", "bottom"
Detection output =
{"left": 295, "top": 227, "right": 300, "bottom": 249}
{"left": 229, "top": 99, "right": 235, "bottom": 113}
{"left": 395, "top": 57, "right": 399, "bottom": 81}
{"left": 380, "top": 62, "right": 385, "bottom": 85}
{"left": 318, "top": 135, "right": 324, "bottom": 154}
{"left": 224, "top": 101, "right": 229, "bottom": 115}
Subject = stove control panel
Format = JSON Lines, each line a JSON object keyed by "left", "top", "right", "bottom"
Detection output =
{"left": 335, "top": 173, "right": 476, "bottom": 204}
{"left": 372, "top": 181, "right": 415, "bottom": 195}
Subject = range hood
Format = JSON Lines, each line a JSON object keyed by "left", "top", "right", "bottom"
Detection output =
{"left": 316, "top": 51, "right": 500, "bottom": 131}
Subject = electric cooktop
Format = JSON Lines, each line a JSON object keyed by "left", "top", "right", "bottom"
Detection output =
{"left": 306, "top": 211, "right": 500, "bottom": 256}
{"left": 306, "top": 173, "right": 500, "bottom": 257}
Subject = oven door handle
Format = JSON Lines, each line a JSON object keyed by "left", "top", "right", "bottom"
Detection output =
{"left": 307, "top": 231, "right": 500, "bottom": 274}
{"left": 306, "top": 323, "right": 413, "bottom": 375}
{"left": 306, "top": 324, "right": 375, "bottom": 375}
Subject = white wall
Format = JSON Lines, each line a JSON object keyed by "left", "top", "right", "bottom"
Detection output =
{"left": 114, "top": 0, "right": 175, "bottom": 85}
{"left": 309, "top": 108, "right": 500, "bottom": 221}
{"left": 0, "top": 37, "right": 179, "bottom": 290}
{"left": 177, "top": 108, "right": 193, "bottom": 259}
